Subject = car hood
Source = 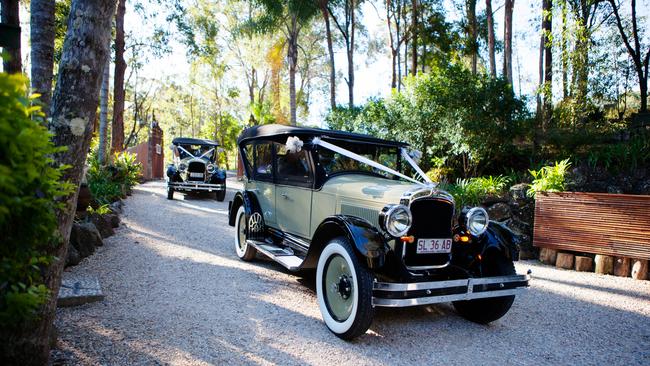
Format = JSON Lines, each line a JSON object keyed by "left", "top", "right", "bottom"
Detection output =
{"left": 320, "top": 174, "right": 415, "bottom": 205}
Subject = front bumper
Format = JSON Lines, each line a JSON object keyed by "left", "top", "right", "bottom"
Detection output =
{"left": 168, "top": 182, "right": 225, "bottom": 192}
{"left": 372, "top": 274, "right": 530, "bottom": 307}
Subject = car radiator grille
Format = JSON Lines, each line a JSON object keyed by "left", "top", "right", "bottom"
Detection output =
{"left": 341, "top": 204, "right": 379, "bottom": 227}
{"left": 403, "top": 198, "right": 454, "bottom": 268}
{"left": 187, "top": 161, "right": 205, "bottom": 181}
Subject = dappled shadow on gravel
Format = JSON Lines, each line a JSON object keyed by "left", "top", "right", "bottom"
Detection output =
{"left": 54, "top": 182, "right": 650, "bottom": 365}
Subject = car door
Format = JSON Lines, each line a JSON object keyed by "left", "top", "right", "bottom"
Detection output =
{"left": 274, "top": 143, "right": 314, "bottom": 239}
{"left": 248, "top": 141, "right": 277, "bottom": 227}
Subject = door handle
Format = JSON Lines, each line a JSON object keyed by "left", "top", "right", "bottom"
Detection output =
{"left": 281, "top": 193, "right": 289, "bottom": 199}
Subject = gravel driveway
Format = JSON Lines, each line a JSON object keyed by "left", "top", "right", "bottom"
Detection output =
{"left": 53, "top": 180, "right": 650, "bottom": 365}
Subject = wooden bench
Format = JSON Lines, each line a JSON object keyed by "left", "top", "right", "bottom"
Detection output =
{"left": 533, "top": 192, "right": 650, "bottom": 279}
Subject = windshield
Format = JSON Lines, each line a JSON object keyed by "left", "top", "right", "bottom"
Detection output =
{"left": 177, "top": 144, "right": 216, "bottom": 161}
{"left": 316, "top": 140, "right": 406, "bottom": 179}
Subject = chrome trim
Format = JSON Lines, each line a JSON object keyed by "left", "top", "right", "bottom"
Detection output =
{"left": 372, "top": 274, "right": 530, "bottom": 308}
{"left": 372, "top": 288, "right": 526, "bottom": 307}
{"left": 168, "top": 182, "right": 225, "bottom": 191}
{"left": 380, "top": 204, "right": 412, "bottom": 237}
{"left": 466, "top": 207, "right": 489, "bottom": 236}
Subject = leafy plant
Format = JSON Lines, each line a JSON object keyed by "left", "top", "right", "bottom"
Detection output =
{"left": 527, "top": 159, "right": 571, "bottom": 198}
{"left": 444, "top": 175, "right": 511, "bottom": 208}
{"left": 86, "top": 150, "right": 141, "bottom": 205}
{"left": 0, "top": 73, "right": 73, "bottom": 326}
{"left": 87, "top": 204, "right": 111, "bottom": 216}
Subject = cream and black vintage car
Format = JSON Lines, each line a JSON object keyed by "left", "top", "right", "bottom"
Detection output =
{"left": 228, "top": 124, "right": 529, "bottom": 339}
{"left": 166, "top": 137, "right": 227, "bottom": 201}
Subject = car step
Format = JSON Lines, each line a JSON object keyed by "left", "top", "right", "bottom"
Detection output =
{"left": 246, "top": 240, "right": 304, "bottom": 271}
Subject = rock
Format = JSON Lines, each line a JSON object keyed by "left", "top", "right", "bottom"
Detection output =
{"left": 575, "top": 256, "right": 593, "bottom": 272}
{"left": 540, "top": 248, "right": 558, "bottom": 265}
{"left": 487, "top": 203, "right": 512, "bottom": 221}
{"left": 631, "top": 259, "right": 648, "bottom": 280}
{"left": 109, "top": 201, "right": 122, "bottom": 214}
{"left": 106, "top": 213, "right": 120, "bottom": 228}
{"left": 556, "top": 252, "right": 574, "bottom": 269}
{"left": 594, "top": 255, "right": 614, "bottom": 275}
{"left": 89, "top": 213, "right": 114, "bottom": 238}
{"left": 57, "top": 276, "right": 104, "bottom": 307}
{"left": 613, "top": 257, "right": 631, "bottom": 277}
{"left": 69, "top": 222, "right": 102, "bottom": 258}
{"left": 508, "top": 183, "right": 531, "bottom": 205}
{"left": 65, "top": 245, "right": 81, "bottom": 267}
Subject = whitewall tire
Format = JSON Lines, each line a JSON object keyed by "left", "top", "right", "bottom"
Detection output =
{"left": 234, "top": 206, "right": 257, "bottom": 261}
{"left": 316, "top": 237, "right": 374, "bottom": 340}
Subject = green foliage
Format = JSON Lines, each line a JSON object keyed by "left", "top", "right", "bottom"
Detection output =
{"left": 527, "top": 159, "right": 571, "bottom": 198}
{"left": 444, "top": 175, "right": 511, "bottom": 208}
{"left": 585, "top": 134, "right": 650, "bottom": 173}
{"left": 87, "top": 150, "right": 141, "bottom": 205}
{"left": 87, "top": 204, "right": 111, "bottom": 216}
{"left": 326, "top": 62, "right": 529, "bottom": 177}
{"left": 0, "top": 73, "right": 73, "bottom": 326}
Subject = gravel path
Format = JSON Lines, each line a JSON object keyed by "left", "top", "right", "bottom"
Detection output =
{"left": 53, "top": 180, "right": 650, "bottom": 365}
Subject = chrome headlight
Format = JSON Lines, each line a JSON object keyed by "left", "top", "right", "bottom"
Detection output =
{"left": 178, "top": 162, "right": 188, "bottom": 171}
{"left": 466, "top": 207, "right": 489, "bottom": 236}
{"left": 379, "top": 204, "right": 413, "bottom": 237}
{"left": 207, "top": 163, "right": 216, "bottom": 174}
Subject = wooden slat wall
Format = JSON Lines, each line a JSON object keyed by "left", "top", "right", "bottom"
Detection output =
{"left": 533, "top": 192, "right": 650, "bottom": 260}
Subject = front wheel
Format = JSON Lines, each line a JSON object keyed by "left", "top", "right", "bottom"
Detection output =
{"left": 234, "top": 206, "right": 257, "bottom": 261}
{"left": 316, "top": 237, "right": 374, "bottom": 340}
{"left": 452, "top": 254, "right": 516, "bottom": 324}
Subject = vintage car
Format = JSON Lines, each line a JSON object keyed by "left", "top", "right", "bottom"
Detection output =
{"left": 166, "top": 137, "right": 227, "bottom": 201}
{"left": 228, "top": 124, "right": 529, "bottom": 339}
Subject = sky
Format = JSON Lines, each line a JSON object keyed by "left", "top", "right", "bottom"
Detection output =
{"left": 11, "top": 0, "right": 650, "bottom": 128}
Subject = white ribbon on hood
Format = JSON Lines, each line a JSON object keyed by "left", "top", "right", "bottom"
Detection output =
{"left": 311, "top": 137, "right": 433, "bottom": 185}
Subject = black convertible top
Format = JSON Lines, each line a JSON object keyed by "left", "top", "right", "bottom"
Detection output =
{"left": 172, "top": 137, "right": 219, "bottom": 146}
{"left": 237, "top": 124, "right": 407, "bottom": 147}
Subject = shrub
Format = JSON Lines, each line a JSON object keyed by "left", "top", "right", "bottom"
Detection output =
{"left": 86, "top": 150, "right": 141, "bottom": 205}
{"left": 444, "top": 175, "right": 511, "bottom": 208}
{"left": 527, "top": 159, "right": 571, "bottom": 198}
{"left": 0, "top": 73, "right": 73, "bottom": 326}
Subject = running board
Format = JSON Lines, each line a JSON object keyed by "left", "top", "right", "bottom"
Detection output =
{"left": 247, "top": 240, "right": 304, "bottom": 271}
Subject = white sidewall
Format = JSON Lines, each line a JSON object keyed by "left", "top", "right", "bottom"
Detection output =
{"left": 316, "top": 240, "right": 359, "bottom": 335}
{"left": 234, "top": 206, "right": 247, "bottom": 258}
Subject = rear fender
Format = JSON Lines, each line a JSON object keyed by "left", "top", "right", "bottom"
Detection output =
{"left": 228, "top": 191, "right": 261, "bottom": 226}
{"left": 303, "top": 215, "right": 388, "bottom": 270}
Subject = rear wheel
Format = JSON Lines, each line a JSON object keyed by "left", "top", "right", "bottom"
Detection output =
{"left": 316, "top": 237, "right": 374, "bottom": 340}
{"left": 167, "top": 186, "right": 174, "bottom": 200}
{"left": 453, "top": 254, "right": 516, "bottom": 324}
{"left": 234, "top": 206, "right": 257, "bottom": 261}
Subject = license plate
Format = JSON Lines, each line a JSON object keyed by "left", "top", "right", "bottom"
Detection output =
{"left": 190, "top": 172, "right": 203, "bottom": 178}
{"left": 416, "top": 238, "right": 452, "bottom": 254}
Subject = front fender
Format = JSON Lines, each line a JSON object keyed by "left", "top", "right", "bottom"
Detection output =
{"left": 477, "top": 221, "right": 521, "bottom": 261}
{"left": 304, "top": 215, "right": 388, "bottom": 270}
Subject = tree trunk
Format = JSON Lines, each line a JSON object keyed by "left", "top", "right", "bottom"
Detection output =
{"left": 1, "top": 0, "right": 21, "bottom": 74}
{"left": 543, "top": 0, "right": 553, "bottom": 131}
{"left": 320, "top": 3, "right": 336, "bottom": 109}
{"left": 466, "top": 0, "right": 477, "bottom": 75}
{"left": 347, "top": 0, "right": 355, "bottom": 108}
{"left": 98, "top": 57, "right": 110, "bottom": 164}
{"left": 2, "top": 1, "right": 116, "bottom": 363}
{"left": 503, "top": 0, "right": 514, "bottom": 84}
{"left": 30, "top": 0, "right": 56, "bottom": 116}
{"left": 288, "top": 17, "right": 299, "bottom": 125}
{"left": 410, "top": 0, "right": 417, "bottom": 75}
{"left": 561, "top": 0, "right": 569, "bottom": 99}
{"left": 111, "top": 0, "right": 126, "bottom": 155}
{"left": 486, "top": 0, "right": 496, "bottom": 76}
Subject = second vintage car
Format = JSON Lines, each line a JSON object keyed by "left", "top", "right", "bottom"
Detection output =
{"left": 166, "top": 137, "right": 227, "bottom": 201}
{"left": 228, "top": 124, "right": 529, "bottom": 339}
